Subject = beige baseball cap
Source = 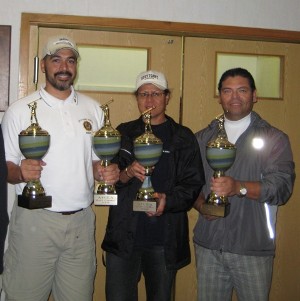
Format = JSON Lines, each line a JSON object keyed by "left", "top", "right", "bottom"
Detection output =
{"left": 136, "top": 70, "right": 168, "bottom": 90}
{"left": 42, "top": 36, "right": 79, "bottom": 59}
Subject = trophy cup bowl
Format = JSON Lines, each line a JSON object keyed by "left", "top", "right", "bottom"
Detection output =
{"left": 18, "top": 101, "right": 52, "bottom": 209}
{"left": 93, "top": 100, "right": 121, "bottom": 206}
{"left": 201, "top": 114, "right": 236, "bottom": 217}
{"left": 133, "top": 107, "right": 163, "bottom": 212}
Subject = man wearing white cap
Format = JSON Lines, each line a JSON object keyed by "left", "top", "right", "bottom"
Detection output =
{"left": 2, "top": 36, "right": 119, "bottom": 301}
{"left": 102, "top": 70, "right": 205, "bottom": 301}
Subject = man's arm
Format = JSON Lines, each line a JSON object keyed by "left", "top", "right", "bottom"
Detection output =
{"left": 6, "top": 160, "right": 44, "bottom": 184}
{"left": 210, "top": 177, "right": 261, "bottom": 200}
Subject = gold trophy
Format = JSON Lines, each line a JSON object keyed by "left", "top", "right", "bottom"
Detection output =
{"left": 133, "top": 107, "right": 163, "bottom": 212}
{"left": 93, "top": 99, "right": 121, "bottom": 205}
{"left": 18, "top": 101, "right": 52, "bottom": 209}
{"left": 201, "top": 114, "right": 236, "bottom": 217}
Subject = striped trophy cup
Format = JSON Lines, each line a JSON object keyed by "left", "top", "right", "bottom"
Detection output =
{"left": 202, "top": 114, "right": 236, "bottom": 217}
{"left": 133, "top": 107, "right": 163, "bottom": 212}
{"left": 93, "top": 100, "right": 121, "bottom": 205}
{"left": 18, "top": 101, "right": 52, "bottom": 209}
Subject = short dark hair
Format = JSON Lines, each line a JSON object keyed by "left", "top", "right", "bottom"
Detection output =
{"left": 218, "top": 68, "right": 256, "bottom": 92}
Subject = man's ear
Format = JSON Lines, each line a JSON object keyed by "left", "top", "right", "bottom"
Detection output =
{"left": 253, "top": 90, "right": 258, "bottom": 103}
{"left": 40, "top": 59, "right": 45, "bottom": 73}
{"left": 165, "top": 93, "right": 170, "bottom": 105}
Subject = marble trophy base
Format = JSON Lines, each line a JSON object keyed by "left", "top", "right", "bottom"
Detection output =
{"left": 94, "top": 194, "right": 118, "bottom": 206}
{"left": 94, "top": 183, "right": 118, "bottom": 206}
{"left": 133, "top": 199, "right": 157, "bottom": 212}
{"left": 201, "top": 202, "right": 230, "bottom": 217}
{"left": 18, "top": 195, "right": 52, "bottom": 209}
{"left": 133, "top": 188, "right": 157, "bottom": 212}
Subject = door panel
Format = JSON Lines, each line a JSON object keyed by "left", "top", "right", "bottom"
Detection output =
{"left": 183, "top": 37, "right": 300, "bottom": 301}
{"left": 183, "top": 37, "right": 294, "bottom": 133}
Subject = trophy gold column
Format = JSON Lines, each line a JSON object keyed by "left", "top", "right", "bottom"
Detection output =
{"left": 133, "top": 107, "right": 163, "bottom": 212}
{"left": 93, "top": 100, "right": 121, "bottom": 205}
{"left": 201, "top": 114, "right": 236, "bottom": 217}
{"left": 18, "top": 101, "right": 52, "bottom": 209}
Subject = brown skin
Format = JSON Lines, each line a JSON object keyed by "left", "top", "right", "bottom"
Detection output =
{"left": 194, "top": 75, "right": 261, "bottom": 219}
{"left": 7, "top": 48, "right": 119, "bottom": 185}
{"left": 41, "top": 49, "right": 77, "bottom": 98}
{"left": 219, "top": 75, "right": 257, "bottom": 121}
{"left": 136, "top": 83, "right": 170, "bottom": 125}
{"left": 120, "top": 83, "right": 170, "bottom": 216}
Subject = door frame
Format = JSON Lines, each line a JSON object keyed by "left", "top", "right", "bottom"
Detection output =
{"left": 20, "top": 12, "right": 300, "bottom": 98}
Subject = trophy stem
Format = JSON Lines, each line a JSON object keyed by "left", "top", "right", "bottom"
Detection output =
{"left": 136, "top": 176, "right": 156, "bottom": 202}
{"left": 95, "top": 159, "right": 117, "bottom": 195}
{"left": 214, "top": 170, "right": 225, "bottom": 178}
{"left": 96, "top": 182, "right": 116, "bottom": 194}
{"left": 141, "top": 175, "right": 152, "bottom": 190}
{"left": 22, "top": 179, "right": 46, "bottom": 197}
{"left": 100, "top": 159, "right": 109, "bottom": 167}
{"left": 207, "top": 171, "right": 228, "bottom": 206}
{"left": 133, "top": 175, "right": 158, "bottom": 212}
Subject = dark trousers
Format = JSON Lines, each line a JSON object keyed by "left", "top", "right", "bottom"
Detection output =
{"left": 105, "top": 246, "right": 177, "bottom": 301}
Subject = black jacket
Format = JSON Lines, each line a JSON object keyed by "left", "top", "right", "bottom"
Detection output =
{"left": 102, "top": 116, "right": 205, "bottom": 270}
{"left": 0, "top": 124, "right": 8, "bottom": 274}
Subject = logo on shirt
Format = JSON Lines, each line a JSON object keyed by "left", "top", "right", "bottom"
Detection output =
{"left": 83, "top": 121, "right": 92, "bottom": 131}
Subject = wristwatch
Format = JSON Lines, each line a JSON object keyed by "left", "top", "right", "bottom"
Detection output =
{"left": 239, "top": 182, "right": 247, "bottom": 197}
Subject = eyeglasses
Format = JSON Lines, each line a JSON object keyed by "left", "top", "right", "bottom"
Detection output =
{"left": 137, "top": 92, "right": 165, "bottom": 99}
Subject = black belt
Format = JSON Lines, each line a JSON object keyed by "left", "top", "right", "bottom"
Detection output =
{"left": 58, "top": 209, "right": 83, "bottom": 215}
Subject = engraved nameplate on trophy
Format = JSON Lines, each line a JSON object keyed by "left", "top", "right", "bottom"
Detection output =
{"left": 201, "top": 114, "right": 236, "bottom": 217}
{"left": 133, "top": 107, "right": 163, "bottom": 212}
{"left": 18, "top": 101, "right": 52, "bottom": 209}
{"left": 93, "top": 99, "right": 121, "bottom": 205}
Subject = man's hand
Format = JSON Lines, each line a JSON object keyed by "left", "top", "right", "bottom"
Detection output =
{"left": 146, "top": 192, "right": 166, "bottom": 217}
{"left": 93, "top": 162, "right": 120, "bottom": 184}
{"left": 210, "top": 176, "right": 237, "bottom": 197}
{"left": 20, "top": 159, "right": 46, "bottom": 182}
{"left": 194, "top": 192, "right": 219, "bottom": 221}
{"left": 125, "top": 160, "right": 146, "bottom": 182}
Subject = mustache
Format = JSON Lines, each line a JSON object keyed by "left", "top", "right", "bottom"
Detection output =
{"left": 54, "top": 71, "right": 73, "bottom": 77}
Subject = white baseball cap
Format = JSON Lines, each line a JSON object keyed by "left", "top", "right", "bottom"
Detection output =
{"left": 42, "top": 36, "right": 79, "bottom": 59}
{"left": 136, "top": 70, "right": 168, "bottom": 90}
